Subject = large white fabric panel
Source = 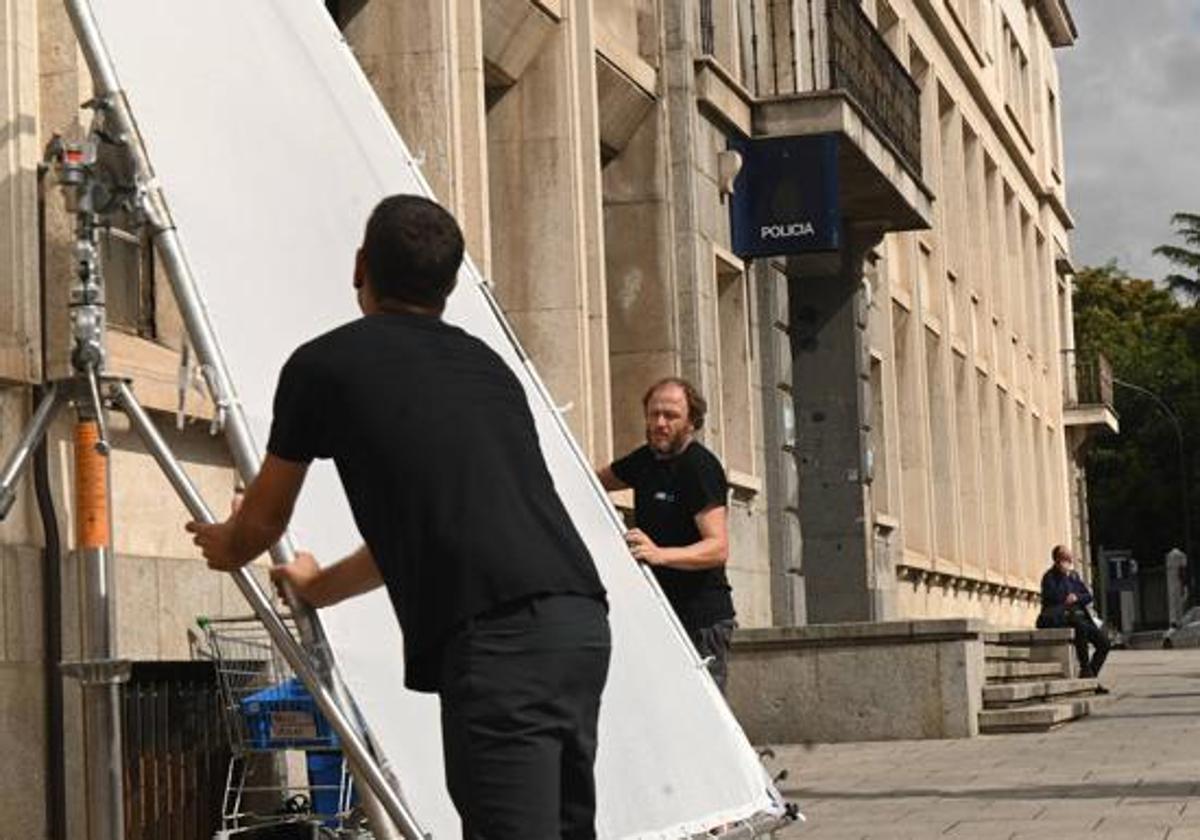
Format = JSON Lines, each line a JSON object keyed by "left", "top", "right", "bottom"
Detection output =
{"left": 83, "top": 2, "right": 780, "bottom": 836}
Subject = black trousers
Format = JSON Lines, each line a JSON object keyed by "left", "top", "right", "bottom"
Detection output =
{"left": 1067, "top": 611, "right": 1110, "bottom": 677}
{"left": 438, "top": 594, "right": 611, "bottom": 840}
{"left": 1038, "top": 609, "right": 1111, "bottom": 677}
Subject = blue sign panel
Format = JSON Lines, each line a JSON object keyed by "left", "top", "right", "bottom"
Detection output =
{"left": 729, "top": 133, "right": 841, "bottom": 258}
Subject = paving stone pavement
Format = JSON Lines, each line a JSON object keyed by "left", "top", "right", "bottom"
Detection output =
{"left": 768, "top": 649, "right": 1200, "bottom": 839}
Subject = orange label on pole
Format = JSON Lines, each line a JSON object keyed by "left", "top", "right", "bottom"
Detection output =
{"left": 74, "top": 421, "right": 110, "bottom": 549}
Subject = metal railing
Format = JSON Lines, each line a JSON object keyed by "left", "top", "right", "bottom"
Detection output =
{"left": 826, "top": 0, "right": 922, "bottom": 175}
{"left": 1062, "top": 349, "right": 1114, "bottom": 410}
{"left": 122, "top": 661, "right": 228, "bottom": 840}
{"left": 700, "top": 0, "right": 922, "bottom": 176}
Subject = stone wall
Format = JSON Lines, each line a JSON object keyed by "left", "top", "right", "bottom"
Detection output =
{"left": 726, "top": 619, "right": 986, "bottom": 743}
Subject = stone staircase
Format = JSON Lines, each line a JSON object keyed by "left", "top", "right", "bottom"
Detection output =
{"left": 978, "top": 629, "right": 1104, "bottom": 734}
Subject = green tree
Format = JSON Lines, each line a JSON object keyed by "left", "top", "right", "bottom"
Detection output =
{"left": 1153, "top": 212, "right": 1200, "bottom": 302}
{"left": 1073, "top": 264, "right": 1200, "bottom": 607}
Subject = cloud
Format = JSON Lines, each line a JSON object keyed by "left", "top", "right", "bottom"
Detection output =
{"left": 1059, "top": 0, "right": 1200, "bottom": 281}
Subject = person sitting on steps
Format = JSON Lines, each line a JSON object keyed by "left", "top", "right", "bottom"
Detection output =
{"left": 1037, "top": 544, "right": 1111, "bottom": 694}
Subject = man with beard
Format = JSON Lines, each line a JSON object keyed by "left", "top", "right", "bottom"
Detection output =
{"left": 597, "top": 378, "right": 735, "bottom": 692}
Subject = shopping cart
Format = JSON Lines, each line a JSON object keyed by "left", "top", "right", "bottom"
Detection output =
{"left": 197, "top": 616, "right": 357, "bottom": 837}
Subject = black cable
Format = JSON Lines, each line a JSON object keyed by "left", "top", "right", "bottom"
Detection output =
{"left": 36, "top": 161, "right": 67, "bottom": 840}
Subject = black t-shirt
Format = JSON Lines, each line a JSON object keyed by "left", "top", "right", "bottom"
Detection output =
{"left": 267, "top": 312, "right": 605, "bottom": 692}
{"left": 610, "top": 442, "right": 734, "bottom": 632}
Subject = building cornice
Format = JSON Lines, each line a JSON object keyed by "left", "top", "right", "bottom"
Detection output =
{"left": 1034, "top": 0, "right": 1078, "bottom": 48}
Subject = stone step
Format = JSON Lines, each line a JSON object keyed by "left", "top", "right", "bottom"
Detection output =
{"left": 979, "top": 699, "right": 1091, "bottom": 733}
{"left": 983, "top": 677, "right": 1099, "bottom": 708}
{"left": 984, "top": 628, "right": 1074, "bottom": 645}
{"left": 985, "top": 644, "right": 1032, "bottom": 661}
{"left": 985, "top": 661, "right": 1065, "bottom": 682}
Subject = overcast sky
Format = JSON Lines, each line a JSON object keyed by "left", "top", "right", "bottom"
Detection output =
{"left": 1058, "top": 1, "right": 1200, "bottom": 280}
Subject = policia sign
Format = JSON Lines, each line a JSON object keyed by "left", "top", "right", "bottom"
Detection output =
{"left": 729, "top": 133, "right": 841, "bottom": 258}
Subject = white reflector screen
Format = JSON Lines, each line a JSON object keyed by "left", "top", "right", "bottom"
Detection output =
{"left": 82, "top": 2, "right": 782, "bottom": 836}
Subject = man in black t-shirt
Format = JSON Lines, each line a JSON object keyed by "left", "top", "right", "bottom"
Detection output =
{"left": 597, "top": 377, "right": 736, "bottom": 692}
{"left": 187, "top": 195, "right": 610, "bottom": 839}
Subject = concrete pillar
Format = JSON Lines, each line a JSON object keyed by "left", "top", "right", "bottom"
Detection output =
{"left": 0, "top": 0, "right": 40, "bottom": 385}
{"left": 341, "top": 0, "right": 464, "bottom": 214}
{"left": 454, "top": 0, "right": 491, "bottom": 276}
{"left": 486, "top": 1, "right": 609, "bottom": 460}
{"left": 756, "top": 259, "right": 806, "bottom": 626}
{"left": 603, "top": 108, "right": 677, "bottom": 457}
{"left": 787, "top": 226, "right": 892, "bottom": 623}
{"left": 1, "top": 3, "right": 51, "bottom": 836}
{"left": 340, "top": 0, "right": 494, "bottom": 277}
{"left": 661, "top": 0, "right": 714, "bottom": 396}
{"left": 1166, "top": 548, "right": 1187, "bottom": 625}
{"left": 38, "top": 0, "right": 91, "bottom": 380}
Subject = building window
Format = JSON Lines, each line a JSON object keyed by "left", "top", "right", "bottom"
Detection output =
{"left": 1047, "top": 88, "right": 1063, "bottom": 180}
{"left": 894, "top": 302, "right": 930, "bottom": 556}
{"left": 947, "top": 0, "right": 985, "bottom": 60}
{"left": 98, "top": 143, "right": 155, "bottom": 338}
{"left": 869, "top": 354, "right": 889, "bottom": 513}
{"left": 877, "top": 0, "right": 903, "bottom": 62}
{"left": 714, "top": 244, "right": 757, "bottom": 483}
{"left": 977, "top": 370, "right": 1000, "bottom": 572}
{"left": 101, "top": 227, "right": 155, "bottom": 338}
{"left": 937, "top": 85, "right": 964, "bottom": 282}
{"left": 1001, "top": 182, "right": 1018, "bottom": 346}
{"left": 1001, "top": 20, "right": 1032, "bottom": 135}
{"left": 962, "top": 122, "right": 983, "bottom": 295}
{"left": 954, "top": 353, "right": 979, "bottom": 567}
{"left": 1019, "top": 207, "right": 1035, "bottom": 355}
{"left": 925, "top": 330, "right": 956, "bottom": 562}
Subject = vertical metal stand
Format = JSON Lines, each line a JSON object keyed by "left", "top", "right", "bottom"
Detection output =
{"left": 56, "top": 125, "right": 127, "bottom": 840}
{"left": 71, "top": 416, "right": 125, "bottom": 840}
{"left": 47, "top": 2, "right": 422, "bottom": 836}
{"left": 1, "top": 381, "right": 132, "bottom": 840}
{"left": 0, "top": 111, "right": 422, "bottom": 840}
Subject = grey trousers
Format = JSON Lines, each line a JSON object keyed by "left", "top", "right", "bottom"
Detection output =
{"left": 691, "top": 618, "right": 737, "bottom": 693}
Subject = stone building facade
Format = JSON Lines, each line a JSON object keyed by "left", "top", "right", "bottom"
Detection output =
{"left": 681, "top": 0, "right": 1109, "bottom": 628}
{"left": 0, "top": 0, "right": 1107, "bottom": 835}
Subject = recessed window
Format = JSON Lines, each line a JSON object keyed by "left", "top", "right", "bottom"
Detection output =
{"left": 714, "top": 245, "right": 757, "bottom": 483}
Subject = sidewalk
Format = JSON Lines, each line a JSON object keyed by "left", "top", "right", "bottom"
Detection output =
{"left": 771, "top": 649, "right": 1200, "bottom": 839}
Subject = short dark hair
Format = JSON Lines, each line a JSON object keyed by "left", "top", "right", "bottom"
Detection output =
{"left": 362, "top": 195, "right": 464, "bottom": 307}
{"left": 642, "top": 377, "right": 707, "bottom": 430}
{"left": 1052, "top": 545, "right": 1071, "bottom": 564}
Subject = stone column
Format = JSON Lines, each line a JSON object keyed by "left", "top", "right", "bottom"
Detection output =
{"left": 787, "top": 224, "right": 892, "bottom": 623}
{"left": 486, "top": 0, "right": 609, "bottom": 459}
{"left": 0, "top": 0, "right": 40, "bottom": 385}
{"left": 661, "top": 0, "right": 714, "bottom": 397}
{"left": 38, "top": 0, "right": 90, "bottom": 381}
{"left": 341, "top": 0, "right": 463, "bottom": 212}
{"left": 603, "top": 108, "right": 677, "bottom": 457}
{"left": 756, "top": 258, "right": 806, "bottom": 626}
{"left": 0, "top": 2, "right": 51, "bottom": 836}
{"left": 454, "top": 0, "right": 491, "bottom": 275}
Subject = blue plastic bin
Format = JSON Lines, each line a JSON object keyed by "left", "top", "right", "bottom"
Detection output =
{"left": 239, "top": 677, "right": 338, "bottom": 750}
{"left": 306, "top": 751, "right": 355, "bottom": 824}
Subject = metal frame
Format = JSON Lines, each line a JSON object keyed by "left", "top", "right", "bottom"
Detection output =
{"left": 63, "top": 1, "right": 421, "bottom": 837}
{"left": 56, "top": 1, "right": 796, "bottom": 837}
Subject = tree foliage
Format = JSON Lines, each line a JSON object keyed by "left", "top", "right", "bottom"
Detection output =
{"left": 1073, "top": 263, "right": 1200, "bottom": 574}
{"left": 1153, "top": 212, "right": 1200, "bottom": 302}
